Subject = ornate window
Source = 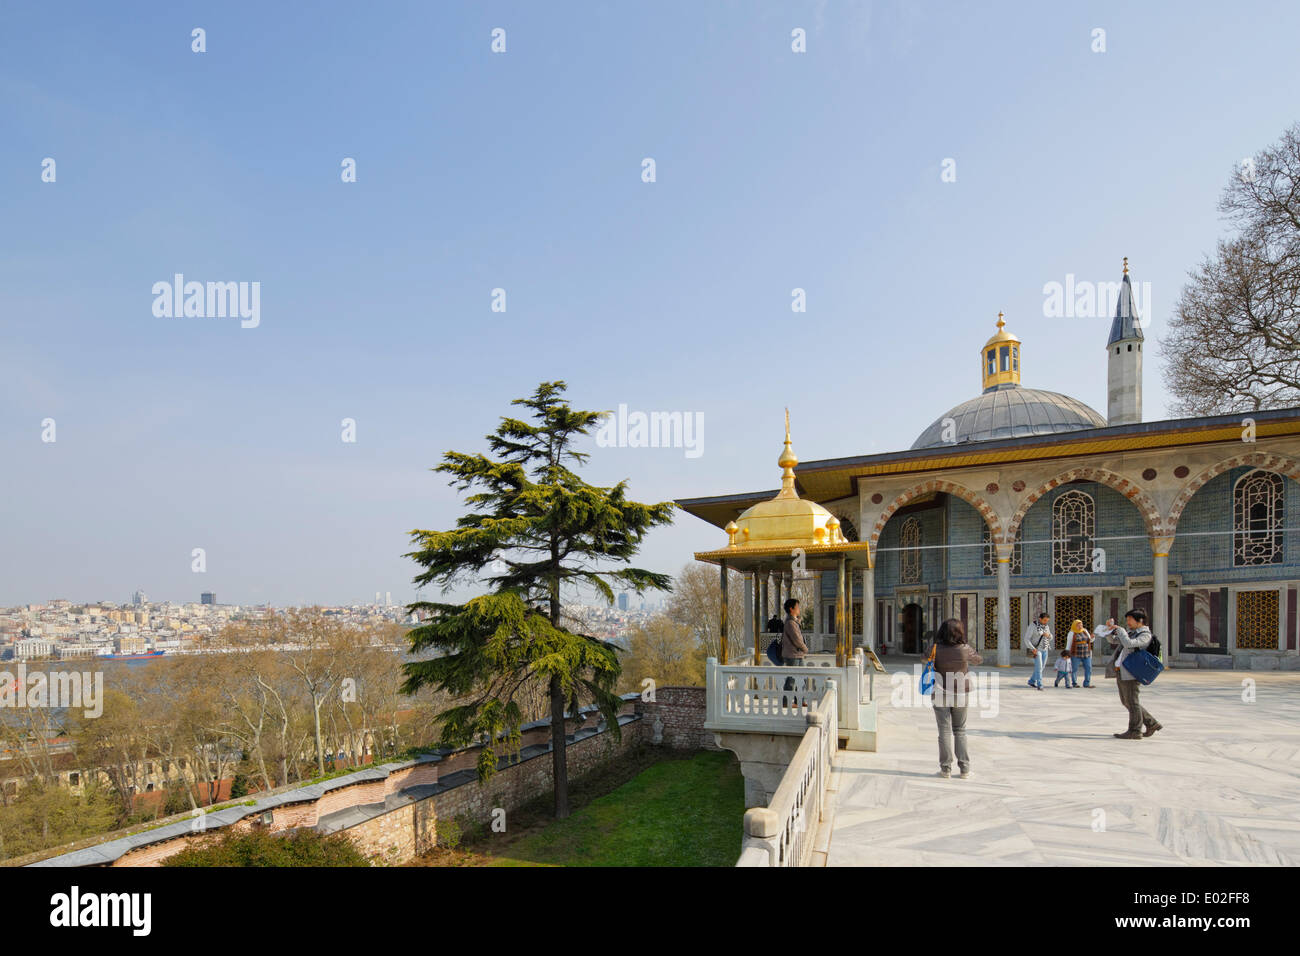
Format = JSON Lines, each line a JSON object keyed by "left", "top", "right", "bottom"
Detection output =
{"left": 1235, "top": 589, "right": 1280, "bottom": 649}
{"left": 835, "top": 515, "right": 859, "bottom": 542}
{"left": 983, "top": 596, "right": 1022, "bottom": 651}
{"left": 982, "top": 526, "right": 1022, "bottom": 575}
{"left": 1052, "top": 490, "right": 1095, "bottom": 574}
{"left": 1233, "top": 470, "right": 1284, "bottom": 566}
{"left": 900, "top": 516, "right": 921, "bottom": 584}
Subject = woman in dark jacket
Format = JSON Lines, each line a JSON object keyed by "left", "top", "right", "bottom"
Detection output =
{"left": 928, "top": 618, "right": 982, "bottom": 779}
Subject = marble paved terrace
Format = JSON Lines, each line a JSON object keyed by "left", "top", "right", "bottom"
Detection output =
{"left": 826, "top": 665, "right": 1300, "bottom": 866}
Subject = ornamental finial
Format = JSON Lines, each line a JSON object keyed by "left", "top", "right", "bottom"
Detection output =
{"left": 996, "top": 311, "right": 1005, "bottom": 332}
{"left": 778, "top": 409, "right": 798, "bottom": 496}
{"left": 1123, "top": 256, "right": 1129, "bottom": 276}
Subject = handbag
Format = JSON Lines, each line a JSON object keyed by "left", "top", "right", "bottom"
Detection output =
{"left": 920, "top": 657, "right": 935, "bottom": 695}
{"left": 919, "top": 643, "right": 936, "bottom": 695}
{"left": 765, "top": 638, "right": 783, "bottom": 666}
{"left": 1121, "top": 648, "right": 1165, "bottom": 685}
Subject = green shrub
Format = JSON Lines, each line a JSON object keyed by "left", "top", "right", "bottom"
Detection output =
{"left": 435, "top": 817, "right": 462, "bottom": 849}
{"left": 162, "top": 827, "right": 371, "bottom": 867}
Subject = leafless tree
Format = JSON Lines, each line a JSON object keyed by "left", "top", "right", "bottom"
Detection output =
{"left": 665, "top": 562, "right": 748, "bottom": 662}
{"left": 1163, "top": 123, "right": 1300, "bottom": 413}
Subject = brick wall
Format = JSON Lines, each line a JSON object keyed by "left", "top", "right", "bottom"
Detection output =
{"left": 346, "top": 799, "right": 437, "bottom": 864}
{"left": 434, "top": 719, "right": 641, "bottom": 828}
{"left": 80, "top": 690, "right": 714, "bottom": 868}
{"left": 635, "top": 687, "right": 718, "bottom": 752}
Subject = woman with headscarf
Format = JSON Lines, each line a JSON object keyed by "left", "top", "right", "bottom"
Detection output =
{"left": 1068, "top": 619, "right": 1094, "bottom": 688}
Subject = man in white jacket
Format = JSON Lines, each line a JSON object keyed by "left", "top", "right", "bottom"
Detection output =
{"left": 1096, "top": 609, "right": 1163, "bottom": 740}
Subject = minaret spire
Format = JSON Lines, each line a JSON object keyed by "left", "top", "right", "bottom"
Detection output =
{"left": 1106, "top": 257, "right": 1143, "bottom": 425}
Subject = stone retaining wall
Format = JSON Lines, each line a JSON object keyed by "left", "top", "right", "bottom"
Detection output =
{"left": 28, "top": 687, "right": 712, "bottom": 867}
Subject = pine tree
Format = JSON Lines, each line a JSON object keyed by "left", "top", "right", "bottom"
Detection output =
{"left": 402, "top": 382, "right": 674, "bottom": 817}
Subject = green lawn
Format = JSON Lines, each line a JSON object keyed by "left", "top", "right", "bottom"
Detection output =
{"left": 488, "top": 750, "right": 744, "bottom": 867}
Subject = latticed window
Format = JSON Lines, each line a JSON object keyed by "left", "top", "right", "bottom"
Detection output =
{"left": 982, "top": 526, "right": 1022, "bottom": 575}
{"left": 900, "top": 516, "right": 921, "bottom": 584}
{"left": 1233, "top": 470, "right": 1284, "bottom": 567}
{"left": 1052, "top": 490, "right": 1095, "bottom": 574}
{"left": 836, "top": 515, "right": 859, "bottom": 542}
{"left": 1235, "top": 589, "right": 1279, "bottom": 649}
{"left": 983, "top": 596, "right": 1022, "bottom": 651}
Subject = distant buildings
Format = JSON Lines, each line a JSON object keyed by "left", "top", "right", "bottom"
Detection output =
{"left": 201, "top": 592, "right": 216, "bottom": 605}
{"left": 617, "top": 593, "right": 629, "bottom": 611}
{"left": 15, "top": 637, "right": 53, "bottom": 660}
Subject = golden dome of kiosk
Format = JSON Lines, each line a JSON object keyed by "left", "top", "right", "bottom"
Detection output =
{"left": 724, "top": 411, "right": 847, "bottom": 551}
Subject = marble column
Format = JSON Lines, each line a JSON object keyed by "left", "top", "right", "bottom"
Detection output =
{"left": 812, "top": 579, "right": 822, "bottom": 648}
{"left": 752, "top": 572, "right": 763, "bottom": 665}
{"left": 862, "top": 559, "right": 876, "bottom": 651}
{"left": 719, "top": 560, "right": 729, "bottom": 665}
{"left": 743, "top": 572, "right": 754, "bottom": 663}
{"left": 835, "top": 555, "right": 847, "bottom": 667}
{"left": 845, "top": 558, "right": 855, "bottom": 651}
{"left": 996, "top": 543, "right": 1011, "bottom": 668}
{"left": 1151, "top": 537, "right": 1173, "bottom": 661}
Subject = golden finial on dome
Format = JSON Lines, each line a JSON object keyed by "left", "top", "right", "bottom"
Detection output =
{"left": 827, "top": 515, "right": 841, "bottom": 543}
{"left": 1123, "top": 256, "right": 1129, "bottom": 275}
{"left": 777, "top": 407, "right": 798, "bottom": 498}
{"left": 725, "top": 520, "right": 738, "bottom": 547}
{"left": 996, "top": 311, "right": 1005, "bottom": 332}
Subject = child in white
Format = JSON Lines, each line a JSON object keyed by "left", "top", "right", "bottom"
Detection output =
{"left": 1053, "top": 650, "right": 1073, "bottom": 687}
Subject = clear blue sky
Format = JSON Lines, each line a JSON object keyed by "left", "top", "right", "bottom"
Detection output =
{"left": 3, "top": 1, "right": 1298, "bottom": 607}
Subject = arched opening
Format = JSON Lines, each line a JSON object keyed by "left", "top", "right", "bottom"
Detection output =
{"left": 901, "top": 602, "right": 924, "bottom": 655}
{"left": 1169, "top": 463, "right": 1299, "bottom": 657}
{"left": 868, "top": 485, "right": 1001, "bottom": 654}
{"left": 1014, "top": 476, "right": 1152, "bottom": 650}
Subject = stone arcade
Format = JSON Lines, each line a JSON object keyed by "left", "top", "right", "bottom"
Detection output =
{"left": 681, "top": 261, "right": 1300, "bottom": 674}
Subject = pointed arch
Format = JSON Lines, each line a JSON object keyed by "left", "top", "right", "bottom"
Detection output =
{"left": 1007, "top": 466, "right": 1162, "bottom": 541}
{"left": 1167, "top": 451, "right": 1300, "bottom": 536}
{"left": 868, "top": 479, "right": 1004, "bottom": 552}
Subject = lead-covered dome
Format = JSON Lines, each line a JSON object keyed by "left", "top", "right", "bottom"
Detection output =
{"left": 911, "top": 387, "right": 1106, "bottom": 449}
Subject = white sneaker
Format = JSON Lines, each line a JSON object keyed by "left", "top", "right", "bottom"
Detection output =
{"left": 937, "top": 769, "right": 951, "bottom": 778}
{"left": 959, "top": 769, "right": 973, "bottom": 779}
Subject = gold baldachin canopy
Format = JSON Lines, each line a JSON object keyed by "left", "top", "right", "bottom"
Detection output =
{"left": 715, "top": 410, "right": 847, "bottom": 554}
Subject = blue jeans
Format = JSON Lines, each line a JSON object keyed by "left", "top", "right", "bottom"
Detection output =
{"left": 1030, "top": 649, "right": 1044, "bottom": 687}
{"left": 1072, "top": 656, "right": 1093, "bottom": 686}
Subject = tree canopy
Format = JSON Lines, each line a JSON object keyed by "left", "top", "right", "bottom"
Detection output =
{"left": 1164, "top": 123, "right": 1300, "bottom": 414}
{"left": 402, "top": 382, "right": 675, "bottom": 816}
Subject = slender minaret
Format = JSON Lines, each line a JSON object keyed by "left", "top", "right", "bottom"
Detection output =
{"left": 1106, "top": 257, "right": 1143, "bottom": 425}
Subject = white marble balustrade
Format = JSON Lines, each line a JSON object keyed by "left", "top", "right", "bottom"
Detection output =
{"left": 737, "top": 683, "right": 838, "bottom": 867}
